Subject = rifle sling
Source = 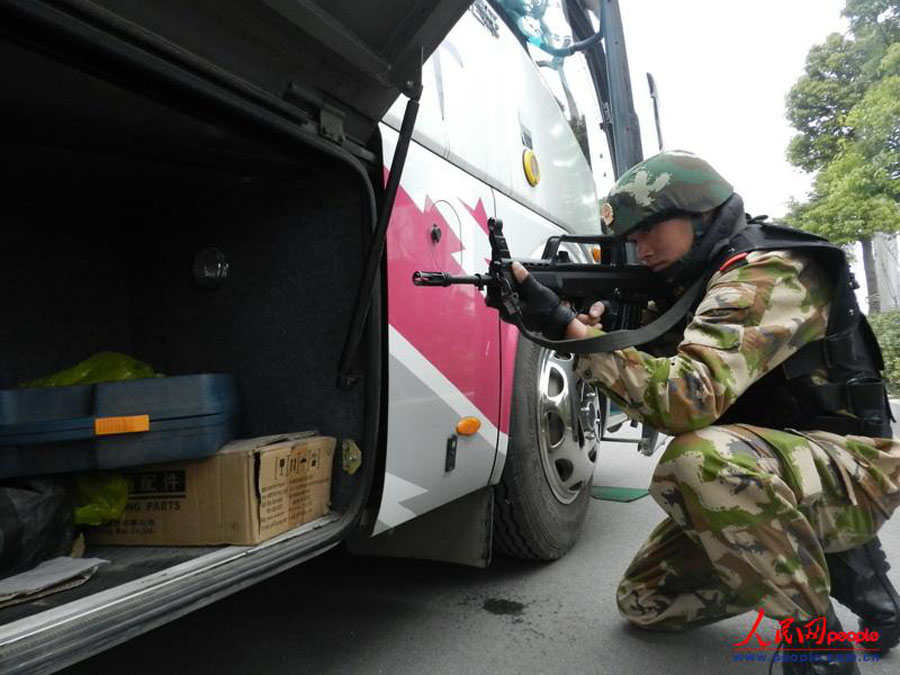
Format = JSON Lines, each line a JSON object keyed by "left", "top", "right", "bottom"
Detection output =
{"left": 514, "top": 271, "right": 709, "bottom": 355}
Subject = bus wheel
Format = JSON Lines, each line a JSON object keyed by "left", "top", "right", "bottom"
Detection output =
{"left": 493, "top": 338, "right": 602, "bottom": 560}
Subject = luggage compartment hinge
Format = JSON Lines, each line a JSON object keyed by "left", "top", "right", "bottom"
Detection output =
{"left": 319, "top": 104, "right": 346, "bottom": 145}
{"left": 281, "top": 81, "right": 345, "bottom": 146}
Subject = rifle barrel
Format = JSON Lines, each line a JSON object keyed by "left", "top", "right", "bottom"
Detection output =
{"left": 412, "top": 271, "right": 488, "bottom": 288}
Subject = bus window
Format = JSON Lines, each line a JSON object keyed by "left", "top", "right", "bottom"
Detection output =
{"left": 491, "top": 0, "right": 616, "bottom": 196}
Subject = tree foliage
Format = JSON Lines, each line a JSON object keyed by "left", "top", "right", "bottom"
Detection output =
{"left": 785, "top": 1, "right": 900, "bottom": 314}
{"left": 844, "top": 0, "right": 900, "bottom": 44}
{"left": 869, "top": 310, "right": 900, "bottom": 395}
{"left": 786, "top": 33, "right": 867, "bottom": 171}
{"left": 787, "top": 146, "right": 900, "bottom": 245}
{"left": 786, "top": 2, "right": 898, "bottom": 169}
{"left": 848, "top": 43, "right": 900, "bottom": 183}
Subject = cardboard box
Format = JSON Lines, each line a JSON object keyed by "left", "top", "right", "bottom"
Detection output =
{"left": 88, "top": 433, "right": 334, "bottom": 546}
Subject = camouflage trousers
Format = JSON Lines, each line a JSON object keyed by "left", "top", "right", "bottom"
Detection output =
{"left": 617, "top": 423, "right": 900, "bottom": 631}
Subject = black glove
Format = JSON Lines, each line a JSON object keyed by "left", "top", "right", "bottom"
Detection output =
{"left": 511, "top": 272, "right": 576, "bottom": 340}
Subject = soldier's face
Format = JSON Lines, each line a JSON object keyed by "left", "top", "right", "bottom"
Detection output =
{"left": 627, "top": 217, "right": 695, "bottom": 272}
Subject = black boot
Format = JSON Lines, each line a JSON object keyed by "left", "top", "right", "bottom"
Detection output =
{"left": 827, "top": 536, "right": 900, "bottom": 656}
{"left": 781, "top": 604, "right": 860, "bottom": 675}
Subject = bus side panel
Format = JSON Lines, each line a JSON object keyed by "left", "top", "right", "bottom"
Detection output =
{"left": 376, "top": 126, "right": 501, "bottom": 535}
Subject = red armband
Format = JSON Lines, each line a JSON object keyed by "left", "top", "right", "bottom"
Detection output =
{"left": 718, "top": 252, "right": 749, "bottom": 273}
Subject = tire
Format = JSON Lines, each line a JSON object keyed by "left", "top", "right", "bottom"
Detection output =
{"left": 493, "top": 337, "right": 603, "bottom": 560}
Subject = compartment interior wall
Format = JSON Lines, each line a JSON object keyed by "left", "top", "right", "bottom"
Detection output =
{"left": 0, "top": 38, "right": 374, "bottom": 510}
{"left": 2, "top": 164, "right": 369, "bottom": 509}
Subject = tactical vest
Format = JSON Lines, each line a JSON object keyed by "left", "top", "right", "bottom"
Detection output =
{"left": 712, "top": 222, "right": 893, "bottom": 438}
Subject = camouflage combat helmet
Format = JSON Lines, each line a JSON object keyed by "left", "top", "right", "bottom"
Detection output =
{"left": 600, "top": 151, "right": 734, "bottom": 237}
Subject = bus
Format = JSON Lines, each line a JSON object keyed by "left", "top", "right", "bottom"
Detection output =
{"left": 0, "top": 1, "right": 647, "bottom": 671}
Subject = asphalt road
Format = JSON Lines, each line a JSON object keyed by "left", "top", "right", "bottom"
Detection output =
{"left": 64, "top": 433, "right": 900, "bottom": 675}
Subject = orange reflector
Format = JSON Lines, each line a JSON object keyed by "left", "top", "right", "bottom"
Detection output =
{"left": 592, "top": 246, "right": 602, "bottom": 263}
{"left": 456, "top": 417, "right": 482, "bottom": 436}
{"left": 94, "top": 414, "right": 150, "bottom": 436}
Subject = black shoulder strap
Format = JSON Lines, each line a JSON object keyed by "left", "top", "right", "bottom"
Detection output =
{"left": 516, "top": 222, "right": 853, "bottom": 355}
{"left": 514, "top": 227, "right": 765, "bottom": 355}
{"left": 517, "top": 222, "right": 859, "bottom": 356}
{"left": 515, "top": 265, "right": 712, "bottom": 354}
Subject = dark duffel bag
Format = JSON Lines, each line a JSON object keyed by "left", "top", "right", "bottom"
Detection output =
{"left": 0, "top": 477, "right": 74, "bottom": 578}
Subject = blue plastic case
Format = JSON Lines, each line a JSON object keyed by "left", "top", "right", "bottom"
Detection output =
{"left": 0, "top": 374, "right": 240, "bottom": 477}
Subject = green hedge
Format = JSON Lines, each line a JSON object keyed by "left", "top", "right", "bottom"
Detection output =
{"left": 869, "top": 310, "right": 900, "bottom": 396}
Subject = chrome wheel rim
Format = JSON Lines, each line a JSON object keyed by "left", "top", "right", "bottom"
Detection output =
{"left": 536, "top": 349, "right": 602, "bottom": 504}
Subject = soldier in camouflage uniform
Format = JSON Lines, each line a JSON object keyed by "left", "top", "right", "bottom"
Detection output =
{"left": 505, "top": 151, "right": 900, "bottom": 674}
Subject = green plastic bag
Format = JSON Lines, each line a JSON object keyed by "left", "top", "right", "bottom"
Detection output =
{"left": 20, "top": 351, "right": 160, "bottom": 388}
{"left": 74, "top": 474, "right": 129, "bottom": 526}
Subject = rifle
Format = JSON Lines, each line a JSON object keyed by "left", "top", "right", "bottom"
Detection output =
{"left": 413, "top": 217, "right": 678, "bottom": 353}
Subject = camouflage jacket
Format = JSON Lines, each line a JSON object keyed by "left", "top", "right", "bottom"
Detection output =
{"left": 574, "top": 248, "right": 833, "bottom": 435}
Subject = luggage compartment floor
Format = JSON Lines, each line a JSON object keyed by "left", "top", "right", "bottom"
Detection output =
{"left": 0, "top": 545, "right": 217, "bottom": 626}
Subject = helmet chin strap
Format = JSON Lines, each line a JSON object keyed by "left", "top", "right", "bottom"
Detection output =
{"left": 689, "top": 214, "right": 708, "bottom": 240}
